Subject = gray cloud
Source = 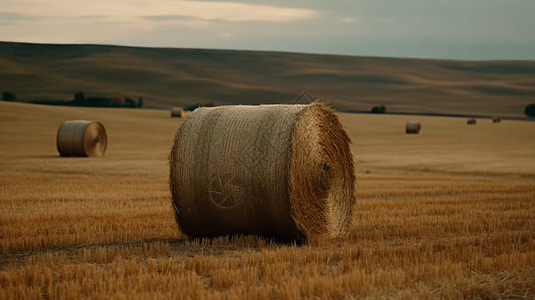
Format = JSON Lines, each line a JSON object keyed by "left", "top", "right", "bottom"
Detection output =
{"left": 143, "top": 15, "right": 196, "bottom": 22}
{"left": 0, "top": 12, "right": 28, "bottom": 22}
{"left": 79, "top": 15, "right": 107, "bottom": 19}
{"left": 2, "top": 0, "right": 534, "bottom": 60}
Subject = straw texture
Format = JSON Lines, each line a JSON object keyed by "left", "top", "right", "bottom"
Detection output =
{"left": 56, "top": 120, "right": 107, "bottom": 157}
{"left": 406, "top": 121, "right": 421, "bottom": 134}
{"left": 169, "top": 102, "right": 356, "bottom": 239}
{"left": 171, "top": 107, "right": 186, "bottom": 118}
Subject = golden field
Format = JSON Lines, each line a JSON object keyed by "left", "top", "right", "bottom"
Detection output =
{"left": 1, "top": 101, "right": 534, "bottom": 299}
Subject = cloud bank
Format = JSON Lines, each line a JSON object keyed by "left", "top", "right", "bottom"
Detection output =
{"left": 2, "top": 0, "right": 319, "bottom": 23}
{"left": 1, "top": 0, "right": 533, "bottom": 60}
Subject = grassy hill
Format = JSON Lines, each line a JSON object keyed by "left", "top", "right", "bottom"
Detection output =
{"left": 1, "top": 41, "right": 535, "bottom": 118}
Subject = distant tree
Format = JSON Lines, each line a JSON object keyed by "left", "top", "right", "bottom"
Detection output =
{"left": 111, "top": 96, "right": 124, "bottom": 107}
{"left": 85, "top": 96, "right": 110, "bottom": 107}
{"left": 74, "top": 91, "right": 85, "bottom": 105}
{"left": 137, "top": 97, "right": 143, "bottom": 108}
{"left": 2, "top": 91, "right": 16, "bottom": 101}
{"left": 185, "top": 102, "right": 215, "bottom": 111}
{"left": 525, "top": 104, "right": 535, "bottom": 117}
{"left": 185, "top": 103, "right": 202, "bottom": 111}
{"left": 124, "top": 97, "right": 136, "bottom": 108}
{"left": 371, "top": 105, "right": 386, "bottom": 114}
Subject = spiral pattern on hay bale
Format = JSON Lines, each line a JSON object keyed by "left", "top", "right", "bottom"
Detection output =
{"left": 169, "top": 102, "right": 356, "bottom": 239}
{"left": 56, "top": 120, "right": 107, "bottom": 157}
{"left": 406, "top": 121, "right": 421, "bottom": 134}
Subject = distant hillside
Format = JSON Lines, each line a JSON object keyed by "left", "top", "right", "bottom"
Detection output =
{"left": 1, "top": 42, "right": 534, "bottom": 118}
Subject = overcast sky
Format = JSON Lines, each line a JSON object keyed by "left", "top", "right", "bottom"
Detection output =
{"left": 1, "top": 0, "right": 534, "bottom": 60}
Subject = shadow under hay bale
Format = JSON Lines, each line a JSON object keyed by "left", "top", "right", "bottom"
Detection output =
{"left": 56, "top": 120, "right": 107, "bottom": 157}
{"left": 467, "top": 119, "right": 477, "bottom": 125}
{"left": 406, "top": 121, "right": 421, "bottom": 134}
{"left": 169, "top": 102, "right": 356, "bottom": 240}
{"left": 171, "top": 107, "right": 186, "bottom": 118}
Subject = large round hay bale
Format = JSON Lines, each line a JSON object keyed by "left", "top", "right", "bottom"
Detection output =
{"left": 406, "top": 121, "right": 421, "bottom": 134}
{"left": 169, "top": 102, "right": 356, "bottom": 240}
{"left": 467, "top": 119, "right": 477, "bottom": 125}
{"left": 56, "top": 120, "right": 107, "bottom": 157}
{"left": 171, "top": 107, "right": 186, "bottom": 118}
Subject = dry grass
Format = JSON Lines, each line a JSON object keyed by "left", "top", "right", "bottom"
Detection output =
{"left": 1, "top": 101, "right": 534, "bottom": 299}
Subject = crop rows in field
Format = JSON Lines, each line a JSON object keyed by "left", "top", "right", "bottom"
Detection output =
{"left": 1, "top": 174, "right": 534, "bottom": 299}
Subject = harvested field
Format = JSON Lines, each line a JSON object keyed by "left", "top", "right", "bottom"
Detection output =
{"left": 169, "top": 103, "right": 356, "bottom": 239}
{"left": 1, "top": 101, "right": 534, "bottom": 299}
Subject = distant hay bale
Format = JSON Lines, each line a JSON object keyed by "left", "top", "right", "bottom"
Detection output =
{"left": 467, "top": 119, "right": 477, "bottom": 125}
{"left": 405, "top": 121, "right": 421, "bottom": 134}
{"left": 169, "top": 102, "right": 356, "bottom": 240}
{"left": 493, "top": 118, "right": 501, "bottom": 123}
{"left": 171, "top": 107, "right": 186, "bottom": 118}
{"left": 56, "top": 120, "right": 107, "bottom": 157}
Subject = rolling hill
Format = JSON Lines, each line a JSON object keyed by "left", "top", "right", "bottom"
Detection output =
{"left": 1, "top": 41, "right": 534, "bottom": 118}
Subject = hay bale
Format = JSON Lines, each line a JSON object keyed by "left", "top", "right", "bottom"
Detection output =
{"left": 493, "top": 118, "right": 501, "bottom": 123}
{"left": 171, "top": 107, "right": 186, "bottom": 118}
{"left": 169, "top": 102, "right": 356, "bottom": 239}
{"left": 406, "top": 121, "right": 421, "bottom": 134}
{"left": 467, "top": 119, "right": 477, "bottom": 125}
{"left": 56, "top": 120, "right": 107, "bottom": 157}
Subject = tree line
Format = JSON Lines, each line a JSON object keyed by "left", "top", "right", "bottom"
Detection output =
{"left": 3, "top": 90, "right": 535, "bottom": 117}
{"left": 70, "top": 92, "right": 143, "bottom": 108}
{"left": 1, "top": 91, "right": 143, "bottom": 108}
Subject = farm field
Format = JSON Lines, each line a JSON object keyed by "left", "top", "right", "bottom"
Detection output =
{"left": 1, "top": 101, "right": 534, "bottom": 299}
